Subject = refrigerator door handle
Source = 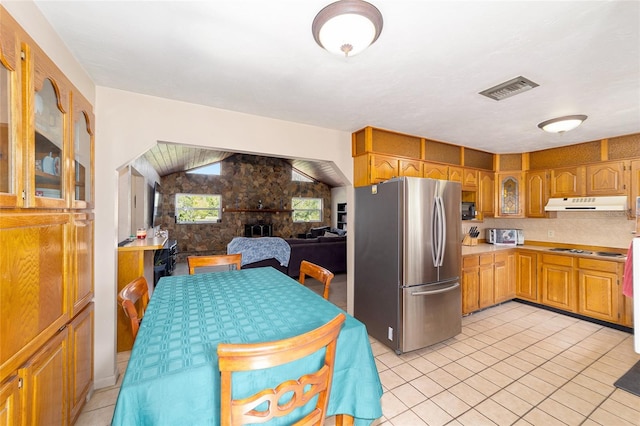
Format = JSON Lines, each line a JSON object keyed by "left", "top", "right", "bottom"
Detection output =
{"left": 437, "top": 195, "right": 446, "bottom": 266}
{"left": 411, "top": 282, "right": 460, "bottom": 296}
{"left": 431, "top": 196, "right": 439, "bottom": 267}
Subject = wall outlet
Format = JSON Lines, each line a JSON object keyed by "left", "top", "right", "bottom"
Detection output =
{"left": 548, "top": 230, "right": 555, "bottom": 237}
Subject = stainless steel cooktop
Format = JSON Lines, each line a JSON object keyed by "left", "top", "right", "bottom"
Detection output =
{"left": 548, "top": 247, "right": 625, "bottom": 258}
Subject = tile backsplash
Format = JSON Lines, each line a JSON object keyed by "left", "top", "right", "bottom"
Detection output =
{"left": 469, "top": 211, "right": 635, "bottom": 249}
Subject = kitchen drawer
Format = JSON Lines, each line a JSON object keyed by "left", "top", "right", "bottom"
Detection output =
{"left": 578, "top": 258, "right": 619, "bottom": 273}
{"left": 494, "top": 252, "right": 510, "bottom": 264}
{"left": 479, "top": 253, "right": 494, "bottom": 265}
{"left": 463, "top": 255, "right": 479, "bottom": 268}
{"left": 541, "top": 253, "right": 574, "bottom": 267}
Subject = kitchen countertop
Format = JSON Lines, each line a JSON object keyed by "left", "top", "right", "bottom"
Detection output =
{"left": 117, "top": 236, "right": 168, "bottom": 251}
{"left": 461, "top": 243, "right": 627, "bottom": 262}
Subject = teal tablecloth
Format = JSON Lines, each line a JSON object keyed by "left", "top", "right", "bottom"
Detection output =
{"left": 112, "top": 267, "right": 382, "bottom": 425}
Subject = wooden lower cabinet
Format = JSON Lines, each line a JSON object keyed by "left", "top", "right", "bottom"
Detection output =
{"left": 516, "top": 250, "right": 538, "bottom": 302}
{"left": 69, "top": 304, "right": 94, "bottom": 424}
{"left": 0, "top": 212, "right": 93, "bottom": 425}
{"left": 623, "top": 293, "right": 634, "bottom": 327}
{"left": 0, "top": 213, "right": 69, "bottom": 380}
{"left": 540, "top": 254, "right": 576, "bottom": 312}
{"left": 518, "top": 251, "right": 630, "bottom": 327}
{"left": 462, "top": 256, "right": 480, "bottom": 314}
{"left": 19, "top": 329, "right": 68, "bottom": 426}
{"left": 468, "top": 249, "right": 631, "bottom": 328}
{"left": 462, "top": 251, "right": 515, "bottom": 314}
{"left": 0, "top": 376, "right": 20, "bottom": 426}
{"left": 478, "top": 254, "right": 494, "bottom": 308}
{"left": 577, "top": 258, "right": 622, "bottom": 324}
{"left": 494, "top": 252, "right": 516, "bottom": 303}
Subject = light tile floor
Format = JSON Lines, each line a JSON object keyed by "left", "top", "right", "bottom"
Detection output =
{"left": 77, "top": 271, "right": 640, "bottom": 425}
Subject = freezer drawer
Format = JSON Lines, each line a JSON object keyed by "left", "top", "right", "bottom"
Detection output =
{"left": 401, "top": 281, "right": 461, "bottom": 353}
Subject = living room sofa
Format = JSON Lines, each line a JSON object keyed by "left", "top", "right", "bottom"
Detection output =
{"left": 242, "top": 235, "right": 346, "bottom": 278}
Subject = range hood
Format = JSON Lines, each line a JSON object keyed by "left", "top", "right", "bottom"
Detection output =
{"left": 544, "top": 196, "right": 628, "bottom": 211}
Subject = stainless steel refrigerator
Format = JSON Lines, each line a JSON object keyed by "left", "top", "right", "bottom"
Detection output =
{"left": 354, "top": 177, "right": 462, "bottom": 354}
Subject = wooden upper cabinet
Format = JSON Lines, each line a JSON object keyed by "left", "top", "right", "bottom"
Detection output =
{"left": 71, "top": 92, "right": 94, "bottom": 209}
{"left": 496, "top": 172, "right": 524, "bottom": 217}
{"left": 550, "top": 166, "right": 585, "bottom": 198}
{"left": 462, "top": 168, "right": 478, "bottom": 191}
{"left": 632, "top": 160, "right": 640, "bottom": 217}
{"left": 399, "top": 158, "right": 422, "bottom": 178}
{"left": 0, "top": 8, "right": 22, "bottom": 208}
{"left": 478, "top": 171, "right": 495, "bottom": 218}
{"left": 71, "top": 213, "right": 94, "bottom": 316}
{"left": 585, "top": 161, "right": 627, "bottom": 196}
{"left": 447, "top": 166, "right": 463, "bottom": 183}
{"left": 352, "top": 126, "right": 638, "bottom": 204}
{"left": 370, "top": 154, "right": 398, "bottom": 183}
{"left": 525, "top": 170, "right": 549, "bottom": 218}
{"left": 423, "top": 162, "right": 449, "bottom": 180}
{"left": 24, "top": 41, "right": 73, "bottom": 209}
{"left": 353, "top": 153, "right": 400, "bottom": 186}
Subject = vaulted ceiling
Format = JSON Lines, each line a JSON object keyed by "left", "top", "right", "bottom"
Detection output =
{"left": 142, "top": 142, "right": 346, "bottom": 187}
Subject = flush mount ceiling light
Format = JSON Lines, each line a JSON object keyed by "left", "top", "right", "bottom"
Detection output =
{"left": 312, "top": 0, "right": 383, "bottom": 57}
{"left": 537, "top": 115, "right": 588, "bottom": 133}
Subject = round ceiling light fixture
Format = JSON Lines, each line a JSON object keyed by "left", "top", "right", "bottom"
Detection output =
{"left": 312, "top": 0, "right": 383, "bottom": 57}
{"left": 537, "top": 115, "right": 588, "bottom": 133}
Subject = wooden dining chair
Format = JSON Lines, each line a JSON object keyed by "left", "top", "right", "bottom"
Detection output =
{"left": 217, "top": 313, "right": 346, "bottom": 426}
{"left": 117, "top": 276, "right": 150, "bottom": 341}
{"left": 187, "top": 254, "right": 242, "bottom": 275}
{"left": 299, "top": 260, "right": 334, "bottom": 300}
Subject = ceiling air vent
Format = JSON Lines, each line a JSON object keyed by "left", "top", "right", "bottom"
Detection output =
{"left": 479, "top": 76, "right": 539, "bottom": 101}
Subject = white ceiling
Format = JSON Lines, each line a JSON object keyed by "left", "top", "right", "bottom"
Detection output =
{"left": 33, "top": 1, "right": 640, "bottom": 167}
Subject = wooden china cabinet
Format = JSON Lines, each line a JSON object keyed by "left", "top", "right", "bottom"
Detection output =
{"left": 0, "top": 7, "right": 94, "bottom": 424}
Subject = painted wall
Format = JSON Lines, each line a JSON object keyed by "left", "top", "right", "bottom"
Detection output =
{"left": 95, "top": 86, "right": 353, "bottom": 387}
{"left": 467, "top": 212, "right": 635, "bottom": 249}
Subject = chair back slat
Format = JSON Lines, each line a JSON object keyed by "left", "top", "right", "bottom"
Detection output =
{"left": 218, "top": 313, "right": 345, "bottom": 425}
{"left": 117, "top": 276, "right": 150, "bottom": 340}
{"left": 187, "top": 254, "right": 242, "bottom": 275}
{"left": 298, "top": 260, "right": 334, "bottom": 300}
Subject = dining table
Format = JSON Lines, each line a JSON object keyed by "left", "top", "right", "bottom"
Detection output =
{"left": 111, "top": 266, "right": 383, "bottom": 425}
